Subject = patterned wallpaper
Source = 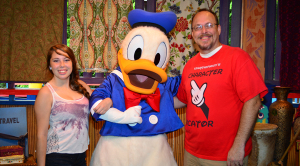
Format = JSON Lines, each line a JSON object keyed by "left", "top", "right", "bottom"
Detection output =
{"left": 69, "top": 0, "right": 132, "bottom": 72}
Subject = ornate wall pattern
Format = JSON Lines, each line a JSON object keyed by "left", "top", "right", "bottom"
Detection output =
{"left": 242, "top": 0, "right": 266, "bottom": 79}
{"left": 156, "top": 0, "right": 220, "bottom": 77}
{"left": 69, "top": 0, "right": 132, "bottom": 72}
{"left": 0, "top": 0, "right": 64, "bottom": 81}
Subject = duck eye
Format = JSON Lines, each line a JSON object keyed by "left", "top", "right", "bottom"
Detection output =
{"left": 154, "top": 53, "right": 160, "bottom": 66}
{"left": 127, "top": 35, "right": 143, "bottom": 61}
{"left": 155, "top": 42, "right": 167, "bottom": 68}
{"left": 134, "top": 48, "right": 142, "bottom": 60}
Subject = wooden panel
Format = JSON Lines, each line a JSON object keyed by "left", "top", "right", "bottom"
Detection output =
{"left": 264, "top": 0, "right": 276, "bottom": 83}
{"left": 219, "top": 0, "right": 230, "bottom": 45}
{"left": 146, "top": 0, "right": 156, "bottom": 12}
{"left": 135, "top": 0, "right": 144, "bottom": 10}
{"left": 287, "top": 108, "right": 297, "bottom": 166}
{"left": 0, "top": 105, "right": 186, "bottom": 165}
{"left": 231, "top": 0, "right": 242, "bottom": 47}
{"left": 287, "top": 126, "right": 296, "bottom": 166}
{"left": 167, "top": 107, "right": 186, "bottom": 166}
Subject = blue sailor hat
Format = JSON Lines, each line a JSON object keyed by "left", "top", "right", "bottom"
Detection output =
{"left": 128, "top": 9, "right": 177, "bottom": 34}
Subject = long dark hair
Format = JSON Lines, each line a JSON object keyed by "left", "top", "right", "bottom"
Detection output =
{"left": 46, "top": 44, "right": 90, "bottom": 99}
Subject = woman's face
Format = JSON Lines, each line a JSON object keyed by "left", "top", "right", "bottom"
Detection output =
{"left": 49, "top": 49, "right": 73, "bottom": 81}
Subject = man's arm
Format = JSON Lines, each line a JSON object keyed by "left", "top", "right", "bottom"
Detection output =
{"left": 92, "top": 98, "right": 113, "bottom": 114}
{"left": 227, "top": 94, "right": 261, "bottom": 166}
{"left": 174, "top": 96, "right": 186, "bottom": 109}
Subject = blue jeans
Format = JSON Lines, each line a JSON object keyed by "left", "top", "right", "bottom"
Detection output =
{"left": 46, "top": 152, "right": 86, "bottom": 166}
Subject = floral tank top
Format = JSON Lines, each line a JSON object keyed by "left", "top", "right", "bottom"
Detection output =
{"left": 46, "top": 83, "right": 89, "bottom": 154}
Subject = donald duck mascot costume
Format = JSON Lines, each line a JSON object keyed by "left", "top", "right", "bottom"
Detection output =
{"left": 89, "top": 9, "right": 183, "bottom": 166}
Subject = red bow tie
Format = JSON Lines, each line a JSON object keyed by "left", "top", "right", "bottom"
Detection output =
{"left": 123, "top": 87, "right": 160, "bottom": 112}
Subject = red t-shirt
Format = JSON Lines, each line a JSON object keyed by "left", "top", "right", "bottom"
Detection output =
{"left": 177, "top": 45, "right": 268, "bottom": 161}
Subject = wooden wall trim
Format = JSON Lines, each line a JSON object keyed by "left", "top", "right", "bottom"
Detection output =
{"left": 219, "top": 0, "right": 230, "bottom": 45}
{"left": 231, "top": 0, "right": 242, "bottom": 47}
{"left": 265, "top": 0, "right": 277, "bottom": 83}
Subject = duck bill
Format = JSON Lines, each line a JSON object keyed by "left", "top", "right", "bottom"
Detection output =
{"left": 118, "top": 49, "right": 168, "bottom": 94}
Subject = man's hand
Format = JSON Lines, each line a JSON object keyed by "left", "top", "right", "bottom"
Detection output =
{"left": 93, "top": 98, "right": 113, "bottom": 114}
{"left": 227, "top": 95, "right": 261, "bottom": 166}
{"left": 227, "top": 145, "right": 245, "bottom": 166}
{"left": 191, "top": 80, "right": 207, "bottom": 107}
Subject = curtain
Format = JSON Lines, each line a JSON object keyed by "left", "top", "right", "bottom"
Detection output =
{"left": 0, "top": 0, "right": 64, "bottom": 82}
{"left": 69, "top": 0, "right": 132, "bottom": 73}
{"left": 279, "top": 0, "right": 300, "bottom": 91}
{"left": 241, "top": 0, "right": 267, "bottom": 79}
{"left": 156, "top": 0, "right": 220, "bottom": 76}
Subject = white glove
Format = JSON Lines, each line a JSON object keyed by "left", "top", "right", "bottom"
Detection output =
{"left": 191, "top": 80, "right": 207, "bottom": 107}
{"left": 100, "top": 106, "right": 142, "bottom": 126}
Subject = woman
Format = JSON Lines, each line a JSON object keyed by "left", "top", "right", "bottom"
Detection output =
{"left": 34, "top": 44, "right": 110, "bottom": 166}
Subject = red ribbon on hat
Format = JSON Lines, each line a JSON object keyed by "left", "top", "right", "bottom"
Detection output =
{"left": 123, "top": 87, "right": 160, "bottom": 112}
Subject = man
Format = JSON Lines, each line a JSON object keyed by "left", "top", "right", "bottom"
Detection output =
{"left": 176, "top": 9, "right": 268, "bottom": 166}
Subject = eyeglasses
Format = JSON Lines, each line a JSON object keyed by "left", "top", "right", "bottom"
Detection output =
{"left": 192, "top": 23, "right": 218, "bottom": 31}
